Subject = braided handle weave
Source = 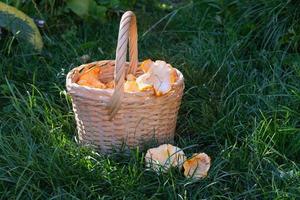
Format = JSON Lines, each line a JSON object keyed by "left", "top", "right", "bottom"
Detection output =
{"left": 109, "top": 11, "right": 138, "bottom": 120}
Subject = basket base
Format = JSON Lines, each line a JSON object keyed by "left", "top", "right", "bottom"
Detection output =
{"left": 76, "top": 132, "right": 175, "bottom": 154}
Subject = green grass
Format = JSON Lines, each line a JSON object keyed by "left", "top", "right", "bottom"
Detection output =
{"left": 1, "top": 1, "right": 300, "bottom": 199}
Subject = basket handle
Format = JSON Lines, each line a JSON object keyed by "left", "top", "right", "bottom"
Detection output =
{"left": 109, "top": 11, "right": 138, "bottom": 120}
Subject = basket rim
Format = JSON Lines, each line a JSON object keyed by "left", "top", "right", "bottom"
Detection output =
{"left": 66, "top": 59, "right": 184, "bottom": 97}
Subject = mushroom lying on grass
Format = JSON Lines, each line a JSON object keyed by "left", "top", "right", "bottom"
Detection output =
{"left": 145, "top": 144, "right": 186, "bottom": 173}
{"left": 145, "top": 144, "right": 211, "bottom": 180}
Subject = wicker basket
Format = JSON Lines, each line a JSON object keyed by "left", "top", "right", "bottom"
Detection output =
{"left": 66, "top": 11, "right": 184, "bottom": 153}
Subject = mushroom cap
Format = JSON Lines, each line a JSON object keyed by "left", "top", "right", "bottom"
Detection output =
{"left": 136, "top": 73, "right": 154, "bottom": 91}
{"left": 124, "top": 80, "right": 139, "bottom": 92}
{"left": 137, "top": 60, "right": 178, "bottom": 96}
{"left": 140, "top": 59, "right": 153, "bottom": 73}
{"left": 145, "top": 144, "right": 186, "bottom": 173}
{"left": 183, "top": 153, "right": 211, "bottom": 179}
{"left": 77, "top": 67, "right": 106, "bottom": 89}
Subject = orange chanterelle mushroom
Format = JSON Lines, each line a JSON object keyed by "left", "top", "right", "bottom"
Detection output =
{"left": 183, "top": 153, "right": 211, "bottom": 179}
{"left": 77, "top": 67, "right": 106, "bottom": 89}
{"left": 137, "top": 59, "right": 178, "bottom": 96}
{"left": 124, "top": 74, "right": 139, "bottom": 92}
{"left": 145, "top": 144, "right": 186, "bottom": 172}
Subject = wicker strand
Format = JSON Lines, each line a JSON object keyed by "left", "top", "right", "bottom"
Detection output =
{"left": 109, "top": 11, "right": 138, "bottom": 120}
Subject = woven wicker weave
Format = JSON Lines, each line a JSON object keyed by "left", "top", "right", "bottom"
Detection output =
{"left": 66, "top": 11, "right": 184, "bottom": 153}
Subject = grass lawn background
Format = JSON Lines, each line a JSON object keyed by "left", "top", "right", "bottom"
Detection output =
{"left": 0, "top": 0, "right": 300, "bottom": 199}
